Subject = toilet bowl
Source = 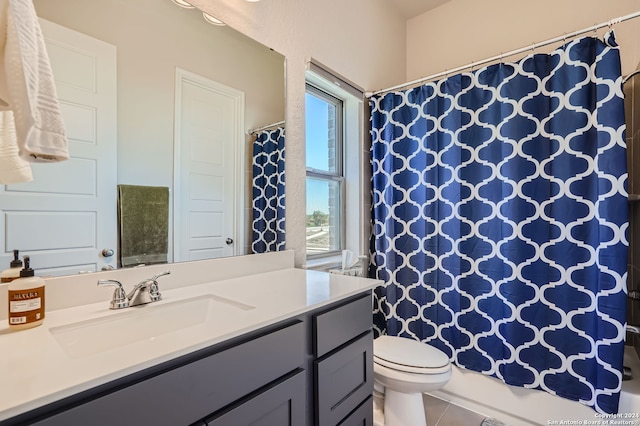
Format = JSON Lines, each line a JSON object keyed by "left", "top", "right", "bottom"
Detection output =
{"left": 373, "top": 336, "right": 452, "bottom": 426}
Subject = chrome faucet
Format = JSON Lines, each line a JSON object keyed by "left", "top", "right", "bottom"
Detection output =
{"left": 97, "top": 279, "right": 129, "bottom": 310}
{"left": 97, "top": 271, "right": 170, "bottom": 309}
{"left": 126, "top": 271, "right": 170, "bottom": 307}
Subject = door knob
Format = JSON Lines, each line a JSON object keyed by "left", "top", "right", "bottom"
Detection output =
{"left": 102, "top": 248, "right": 115, "bottom": 257}
{"left": 225, "top": 238, "right": 234, "bottom": 245}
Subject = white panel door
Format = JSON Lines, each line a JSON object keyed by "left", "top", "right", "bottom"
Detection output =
{"left": 174, "top": 69, "right": 244, "bottom": 262}
{"left": 0, "top": 19, "right": 117, "bottom": 276}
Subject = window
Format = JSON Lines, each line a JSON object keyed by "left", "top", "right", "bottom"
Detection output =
{"left": 305, "top": 84, "right": 344, "bottom": 257}
{"left": 304, "top": 59, "right": 365, "bottom": 270}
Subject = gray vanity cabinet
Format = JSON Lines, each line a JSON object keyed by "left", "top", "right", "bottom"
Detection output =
{"left": 5, "top": 291, "right": 373, "bottom": 426}
{"left": 313, "top": 294, "right": 374, "bottom": 426}
{"left": 29, "top": 321, "right": 305, "bottom": 426}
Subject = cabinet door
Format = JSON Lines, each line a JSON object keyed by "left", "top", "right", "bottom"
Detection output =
{"left": 206, "top": 370, "right": 305, "bottom": 426}
{"left": 338, "top": 397, "right": 373, "bottom": 426}
{"left": 315, "top": 331, "right": 373, "bottom": 426}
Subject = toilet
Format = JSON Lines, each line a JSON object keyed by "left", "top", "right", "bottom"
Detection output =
{"left": 373, "top": 336, "right": 452, "bottom": 426}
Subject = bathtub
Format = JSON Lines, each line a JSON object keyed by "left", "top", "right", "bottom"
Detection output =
{"left": 428, "top": 345, "right": 640, "bottom": 425}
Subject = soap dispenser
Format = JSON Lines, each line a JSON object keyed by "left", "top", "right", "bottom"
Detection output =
{"left": 1, "top": 250, "right": 22, "bottom": 283}
{"left": 7, "top": 256, "right": 45, "bottom": 329}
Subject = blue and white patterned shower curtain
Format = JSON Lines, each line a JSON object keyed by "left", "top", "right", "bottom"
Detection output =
{"left": 369, "top": 32, "right": 628, "bottom": 414}
{"left": 251, "top": 127, "right": 285, "bottom": 253}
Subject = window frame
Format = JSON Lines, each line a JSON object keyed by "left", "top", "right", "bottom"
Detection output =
{"left": 305, "top": 83, "right": 346, "bottom": 259}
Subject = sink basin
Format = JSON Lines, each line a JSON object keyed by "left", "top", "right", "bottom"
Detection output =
{"left": 50, "top": 295, "right": 254, "bottom": 358}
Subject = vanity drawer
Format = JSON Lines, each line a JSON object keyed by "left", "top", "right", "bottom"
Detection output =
{"left": 338, "top": 396, "right": 373, "bottom": 426}
{"left": 315, "top": 331, "right": 373, "bottom": 426}
{"left": 33, "top": 320, "right": 305, "bottom": 426}
{"left": 314, "top": 293, "right": 372, "bottom": 357}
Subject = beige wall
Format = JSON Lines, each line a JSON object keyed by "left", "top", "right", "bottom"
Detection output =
{"left": 33, "top": 0, "right": 285, "bottom": 188}
{"left": 38, "top": 1, "right": 639, "bottom": 267}
{"left": 406, "top": 0, "right": 640, "bottom": 81}
{"left": 33, "top": 0, "right": 408, "bottom": 267}
{"left": 192, "top": 0, "right": 640, "bottom": 267}
{"left": 186, "top": 0, "right": 409, "bottom": 266}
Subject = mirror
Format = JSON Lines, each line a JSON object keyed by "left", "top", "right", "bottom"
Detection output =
{"left": 0, "top": 0, "right": 285, "bottom": 275}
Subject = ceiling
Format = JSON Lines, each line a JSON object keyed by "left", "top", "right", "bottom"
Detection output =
{"left": 390, "top": 0, "right": 451, "bottom": 19}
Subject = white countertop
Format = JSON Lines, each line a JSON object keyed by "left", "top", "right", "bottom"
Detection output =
{"left": 0, "top": 267, "right": 379, "bottom": 422}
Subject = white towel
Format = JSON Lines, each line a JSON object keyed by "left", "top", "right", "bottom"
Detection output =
{"left": 0, "top": 110, "right": 31, "bottom": 182}
{"left": 0, "top": 0, "right": 68, "bottom": 184}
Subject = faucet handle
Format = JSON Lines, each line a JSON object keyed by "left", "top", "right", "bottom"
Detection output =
{"left": 148, "top": 271, "right": 170, "bottom": 302}
{"left": 151, "top": 271, "right": 171, "bottom": 281}
{"left": 97, "top": 279, "right": 129, "bottom": 309}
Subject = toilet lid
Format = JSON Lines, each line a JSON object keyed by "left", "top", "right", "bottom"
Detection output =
{"left": 374, "top": 336, "right": 450, "bottom": 370}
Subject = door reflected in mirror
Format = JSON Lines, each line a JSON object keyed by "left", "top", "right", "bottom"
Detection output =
{"left": 0, "top": 0, "right": 285, "bottom": 276}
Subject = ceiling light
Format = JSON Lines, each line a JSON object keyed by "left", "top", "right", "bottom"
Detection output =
{"left": 202, "top": 12, "right": 226, "bottom": 26}
{"left": 172, "top": 0, "right": 195, "bottom": 8}
{"left": 245, "top": 0, "right": 261, "bottom": 2}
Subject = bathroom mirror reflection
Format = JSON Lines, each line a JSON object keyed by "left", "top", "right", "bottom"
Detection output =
{"left": 0, "top": 0, "right": 285, "bottom": 276}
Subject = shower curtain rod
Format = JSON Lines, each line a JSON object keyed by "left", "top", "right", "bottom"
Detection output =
{"left": 248, "top": 120, "right": 285, "bottom": 135}
{"left": 367, "top": 10, "right": 640, "bottom": 97}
